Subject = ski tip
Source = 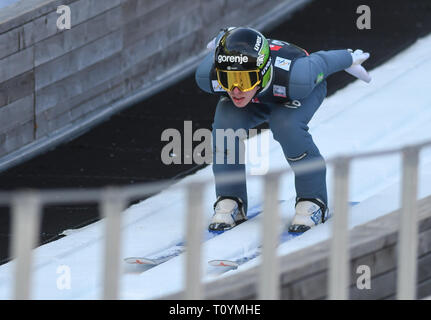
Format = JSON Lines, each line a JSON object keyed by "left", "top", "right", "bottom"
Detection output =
{"left": 124, "top": 257, "right": 157, "bottom": 265}
{"left": 208, "top": 260, "right": 239, "bottom": 268}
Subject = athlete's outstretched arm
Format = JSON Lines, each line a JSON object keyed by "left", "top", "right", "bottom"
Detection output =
{"left": 289, "top": 49, "right": 353, "bottom": 99}
{"left": 195, "top": 51, "right": 214, "bottom": 93}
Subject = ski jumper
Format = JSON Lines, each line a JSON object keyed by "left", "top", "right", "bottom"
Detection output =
{"left": 195, "top": 38, "right": 353, "bottom": 214}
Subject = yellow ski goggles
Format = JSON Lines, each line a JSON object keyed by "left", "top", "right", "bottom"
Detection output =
{"left": 216, "top": 69, "right": 261, "bottom": 92}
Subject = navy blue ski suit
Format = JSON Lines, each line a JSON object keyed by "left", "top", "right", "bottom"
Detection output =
{"left": 195, "top": 37, "right": 353, "bottom": 214}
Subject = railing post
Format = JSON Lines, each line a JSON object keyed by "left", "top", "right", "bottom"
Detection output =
{"left": 11, "top": 190, "right": 41, "bottom": 300}
{"left": 329, "top": 157, "right": 351, "bottom": 300}
{"left": 397, "top": 146, "right": 419, "bottom": 300}
{"left": 184, "top": 182, "right": 204, "bottom": 299}
{"left": 258, "top": 172, "right": 280, "bottom": 299}
{"left": 101, "top": 187, "right": 126, "bottom": 300}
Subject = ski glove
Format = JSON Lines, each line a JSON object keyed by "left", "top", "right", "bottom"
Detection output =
{"left": 345, "top": 49, "right": 372, "bottom": 83}
{"left": 349, "top": 49, "right": 370, "bottom": 66}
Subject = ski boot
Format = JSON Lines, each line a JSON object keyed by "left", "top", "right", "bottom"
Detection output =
{"left": 208, "top": 196, "right": 247, "bottom": 232}
{"left": 288, "top": 198, "right": 328, "bottom": 234}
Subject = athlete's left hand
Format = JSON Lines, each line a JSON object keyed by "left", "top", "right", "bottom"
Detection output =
{"left": 345, "top": 49, "right": 371, "bottom": 83}
{"left": 349, "top": 49, "right": 370, "bottom": 66}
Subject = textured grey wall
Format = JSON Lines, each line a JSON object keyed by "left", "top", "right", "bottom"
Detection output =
{"left": 0, "top": 0, "right": 305, "bottom": 164}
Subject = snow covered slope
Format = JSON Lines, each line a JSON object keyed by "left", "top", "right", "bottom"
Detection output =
{"left": 0, "top": 33, "right": 431, "bottom": 299}
{"left": 0, "top": 0, "right": 20, "bottom": 10}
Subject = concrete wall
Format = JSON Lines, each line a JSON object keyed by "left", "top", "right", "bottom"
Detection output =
{"left": 0, "top": 0, "right": 310, "bottom": 170}
{"left": 165, "top": 195, "right": 431, "bottom": 300}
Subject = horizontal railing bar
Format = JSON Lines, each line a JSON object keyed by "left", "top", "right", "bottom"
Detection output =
{"left": 0, "top": 140, "right": 430, "bottom": 206}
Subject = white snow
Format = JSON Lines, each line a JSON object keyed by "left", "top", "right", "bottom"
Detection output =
{"left": 0, "top": 0, "right": 20, "bottom": 10}
{"left": 1, "top": 33, "right": 431, "bottom": 299}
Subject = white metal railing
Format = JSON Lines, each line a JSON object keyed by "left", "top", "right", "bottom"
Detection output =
{"left": 329, "top": 156, "right": 351, "bottom": 299}
{"left": 398, "top": 146, "right": 420, "bottom": 299}
{"left": 0, "top": 139, "right": 430, "bottom": 300}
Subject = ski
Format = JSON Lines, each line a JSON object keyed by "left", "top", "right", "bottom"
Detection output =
{"left": 124, "top": 201, "right": 284, "bottom": 266}
{"left": 124, "top": 245, "right": 184, "bottom": 265}
{"left": 208, "top": 231, "right": 300, "bottom": 269}
{"left": 208, "top": 201, "right": 360, "bottom": 270}
{"left": 124, "top": 257, "right": 159, "bottom": 265}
